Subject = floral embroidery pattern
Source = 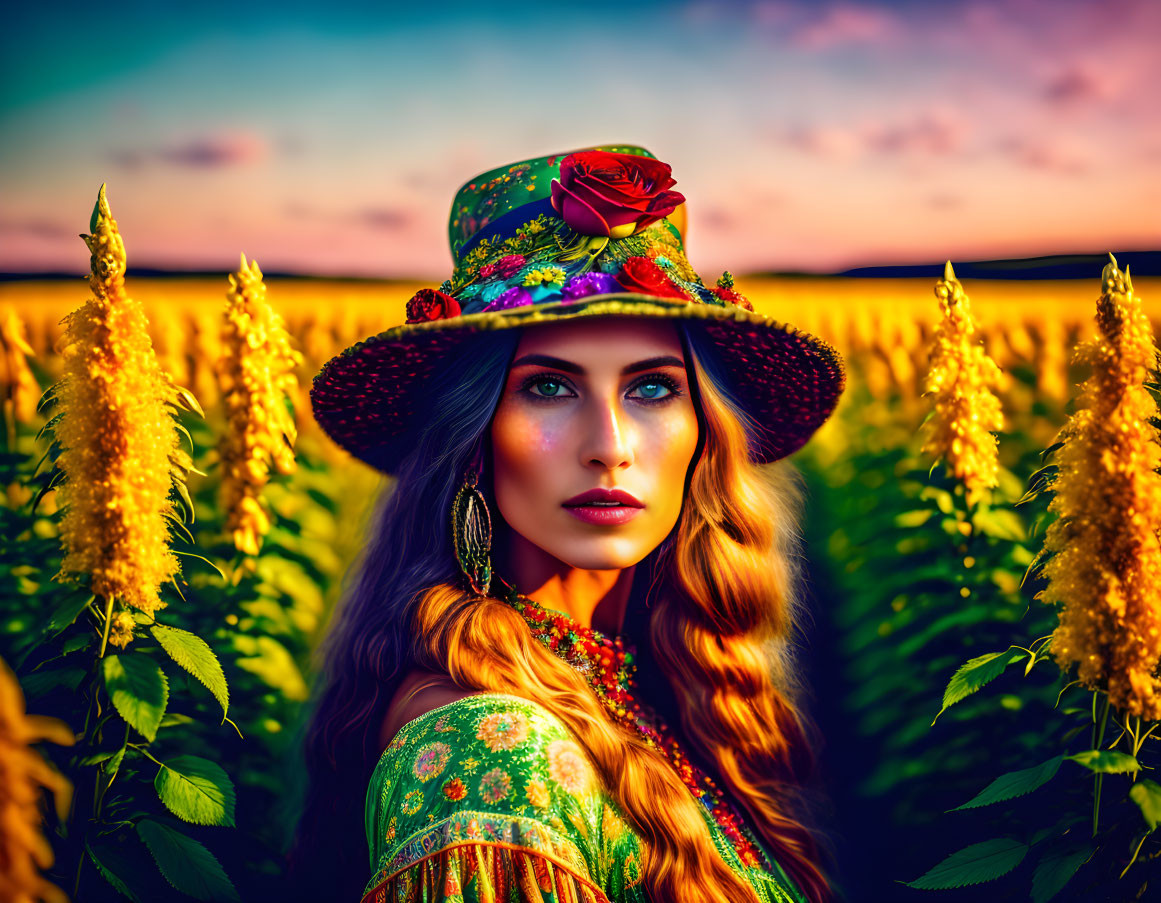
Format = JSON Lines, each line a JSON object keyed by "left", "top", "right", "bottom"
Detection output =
{"left": 475, "top": 711, "right": 530, "bottom": 752}
{"left": 442, "top": 777, "right": 467, "bottom": 802}
{"left": 412, "top": 742, "right": 452, "bottom": 783}
{"left": 546, "top": 739, "right": 592, "bottom": 795}
{"left": 400, "top": 789, "right": 423, "bottom": 816}
{"left": 478, "top": 767, "right": 512, "bottom": 804}
{"left": 525, "top": 778, "right": 550, "bottom": 809}
{"left": 432, "top": 714, "right": 457, "bottom": 733}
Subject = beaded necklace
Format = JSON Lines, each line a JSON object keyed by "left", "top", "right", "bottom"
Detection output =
{"left": 496, "top": 577, "right": 774, "bottom": 873}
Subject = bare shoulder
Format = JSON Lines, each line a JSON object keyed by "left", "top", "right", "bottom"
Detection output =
{"left": 378, "top": 667, "right": 479, "bottom": 751}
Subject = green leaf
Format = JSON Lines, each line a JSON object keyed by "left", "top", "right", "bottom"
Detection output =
{"left": 86, "top": 839, "right": 143, "bottom": 903}
{"left": 903, "top": 838, "right": 1028, "bottom": 890}
{"left": 1130, "top": 778, "right": 1161, "bottom": 829}
{"left": 21, "top": 666, "right": 86, "bottom": 698}
{"left": 1066, "top": 750, "right": 1139, "bottom": 774}
{"left": 894, "top": 509, "right": 934, "bottom": 528}
{"left": 104, "top": 746, "right": 126, "bottom": 779}
{"left": 1031, "top": 841, "right": 1092, "bottom": 903}
{"left": 972, "top": 507, "right": 1026, "bottom": 542}
{"left": 154, "top": 754, "right": 236, "bottom": 827}
{"left": 102, "top": 654, "right": 168, "bottom": 742}
{"left": 46, "top": 593, "right": 95, "bottom": 638}
{"left": 172, "top": 549, "right": 227, "bottom": 580}
{"left": 950, "top": 755, "right": 1064, "bottom": 811}
{"left": 150, "top": 624, "right": 229, "bottom": 718}
{"left": 933, "top": 650, "right": 1023, "bottom": 724}
{"left": 136, "top": 818, "right": 240, "bottom": 901}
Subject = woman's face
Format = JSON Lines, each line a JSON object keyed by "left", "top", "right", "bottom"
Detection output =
{"left": 489, "top": 316, "right": 700, "bottom": 572}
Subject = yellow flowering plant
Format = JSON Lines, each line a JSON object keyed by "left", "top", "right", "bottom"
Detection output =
{"left": 215, "top": 253, "right": 302, "bottom": 559}
{"left": 11, "top": 186, "right": 241, "bottom": 902}
{"left": 906, "top": 255, "right": 1161, "bottom": 899}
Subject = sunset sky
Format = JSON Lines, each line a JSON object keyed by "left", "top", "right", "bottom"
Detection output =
{"left": 2, "top": 0, "right": 1158, "bottom": 278}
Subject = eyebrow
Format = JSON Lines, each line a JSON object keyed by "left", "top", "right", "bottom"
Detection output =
{"left": 510, "top": 353, "right": 686, "bottom": 376}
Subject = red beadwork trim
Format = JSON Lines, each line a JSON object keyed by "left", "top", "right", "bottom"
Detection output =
{"left": 497, "top": 579, "right": 773, "bottom": 873}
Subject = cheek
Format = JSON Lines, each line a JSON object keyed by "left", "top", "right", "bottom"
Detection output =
{"left": 491, "top": 406, "right": 564, "bottom": 491}
{"left": 651, "top": 411, "right": 700, "bottom": 479}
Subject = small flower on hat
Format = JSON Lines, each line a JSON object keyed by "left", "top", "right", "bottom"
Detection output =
{"left": 479, "top": 254, "right": 526, "bottom": 281}
{"left": 616, "top": 256, "right": 690, "bottom": 301}
{"left": 710, "top": 272, "right": 752, "bottom": 310}
{"left": 482, "top": 285, "right": 535, "bottom": 312}
{"left": 522, "top": 266, "right": 566, "bottom": 287}
{"left": 562, "top": 271, "right": 623, "bottom": 302}
{"left": 406, "top": 288, "right": 462, "bottom": 324}
{"left": 551, "top": 151, "right": 685, "bottom": 240}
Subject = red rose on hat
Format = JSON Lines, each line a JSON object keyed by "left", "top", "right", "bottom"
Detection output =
{"left": 406, "top": 288, "right": 462, "bottom": 323}
{"left": 551, "top": 151, "right": 685, "bottom": 239}
{"left": 711, "top": 285, "right": 753, "bottom": 311}
{"left": 617, "top": 256, "right": 690, "bottom": 301}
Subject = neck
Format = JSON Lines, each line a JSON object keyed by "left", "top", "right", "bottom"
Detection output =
{"left": 499, "top": 530, "right": 634, "bottom": 635}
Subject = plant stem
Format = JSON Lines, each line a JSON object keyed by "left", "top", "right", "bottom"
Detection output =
{"left": 1092, "top": 691, "right": 1111, "bottom": 837}
{"left": 96, "top": 593, "right": 114, "bottom": 659}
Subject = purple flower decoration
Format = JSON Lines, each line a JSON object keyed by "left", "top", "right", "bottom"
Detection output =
{"left": 482, "top": 286, "right": 535, "bottom": 312}
{"left": 562, "top": 272, "right": 623, "bottom": 302}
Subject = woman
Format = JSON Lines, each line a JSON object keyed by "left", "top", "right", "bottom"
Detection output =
{"left": 287, "top": 146, "right": 846, "bottom": 903}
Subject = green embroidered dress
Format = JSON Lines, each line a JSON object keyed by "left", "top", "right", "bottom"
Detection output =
{"left": 362, "top": 692, "right": 808, "bottom": 902}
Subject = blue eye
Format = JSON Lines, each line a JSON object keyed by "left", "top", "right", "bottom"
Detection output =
{"left": 632, "top": 380, "right": 672, "bottom": 401}
{"left": 519, "top": 373, "right": 683, "bottom": 405}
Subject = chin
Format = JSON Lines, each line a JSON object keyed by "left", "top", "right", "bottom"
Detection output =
{"left": 547, "top": 536, "right": 656, "bottom": 571}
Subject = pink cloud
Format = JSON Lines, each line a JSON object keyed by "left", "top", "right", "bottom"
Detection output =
{"left": 997, "top": 135, "right": 1092, "bottom": 174}
{"left": 1043, "top": 62, "right": 1116, "bottom": 105}
{"left": 111, "top": 130, "right": 269, "bottom": 170}
{"left": 777, "top": 107, "right": 969, "bottom": 161}
{"left": 788, "top": 3, "right": 903, "bottom": 51}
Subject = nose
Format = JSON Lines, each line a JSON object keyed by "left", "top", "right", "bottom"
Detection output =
{"left": 581, "top": 394, "right": 634, "bottom": 471}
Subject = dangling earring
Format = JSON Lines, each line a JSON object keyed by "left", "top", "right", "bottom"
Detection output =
{"left": 450, "top": 443, "right": 492, "bottom": 597}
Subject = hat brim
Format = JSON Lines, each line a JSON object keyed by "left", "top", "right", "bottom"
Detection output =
{"left": 310, "top": 292, "right": 846, "bottom": 474}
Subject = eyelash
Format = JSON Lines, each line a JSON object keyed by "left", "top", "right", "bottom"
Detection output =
{"left": 518, "top": 372, "right": 684, "bottom": 406}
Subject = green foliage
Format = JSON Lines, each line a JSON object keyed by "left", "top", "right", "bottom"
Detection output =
{"left": 903, "top": 838, "right": 1029, "bottom": 889}
{"left": 949, "top": 755, "right": 1065, "bottom": 811}
{"left": 934, "top": 649, "right": 1026, "bottom": 723}
{"left": 154, "top": 754, "right": 237, "bottom": 827}
{"left": 103, "top": 654, "right": 169, "bottom": 742}
{"left": 137, "top": 818, "right": 241, "bottom": 901}
{"left": 1130, "top": 779, "right": 1161, "bottom": 830}
{"left": 150, "top": 623, "right": 229, "bottom": 718}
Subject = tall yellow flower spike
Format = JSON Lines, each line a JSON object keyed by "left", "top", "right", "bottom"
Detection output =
{"left": 216, "top": 253, "right": 302, "bottom": 557}
{"left": 921, "top": 262, "right": 1005, "bottom": 506}
{"left": 53, "top": 185, "right": 183, "bottom": 618}
{"left": 0, "top": 656, "right": 74, "bottom": 903}
{"left": 1040, "top": 255, "right": 1161, "bottom": 719}
{"left": 1, "top": 307, "right": 41, "bottom": 429}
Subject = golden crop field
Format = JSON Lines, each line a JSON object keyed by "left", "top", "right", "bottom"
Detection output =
{"left": 4, "top": 251, "right": 1161, "bottom": 903}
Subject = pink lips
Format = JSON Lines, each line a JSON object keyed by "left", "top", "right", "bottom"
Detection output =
{"left": 562, "top": 487, "right": 645, "bottom": 526}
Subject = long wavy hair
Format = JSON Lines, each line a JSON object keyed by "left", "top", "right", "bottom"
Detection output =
{"left": 285, "top": 321, "right": 834, "bottom": 903}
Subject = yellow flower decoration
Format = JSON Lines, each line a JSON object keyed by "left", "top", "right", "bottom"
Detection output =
{"left": 1041, "top": 256, "right": 1161, "bottom": 718}
{"left": 522, "top": 266, "right": 566, "bottom": 288}
{"left": 525, "top": 778, "right": 550, "bottom": 809}
{"left": 53, "top": 185, "right": 186, "bottom": 616}
{"left": 216, "top": 254, "right": 303, "bottom": 557}
{"left": 920, "top": 261, "right": 1005, "bottom": 506}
